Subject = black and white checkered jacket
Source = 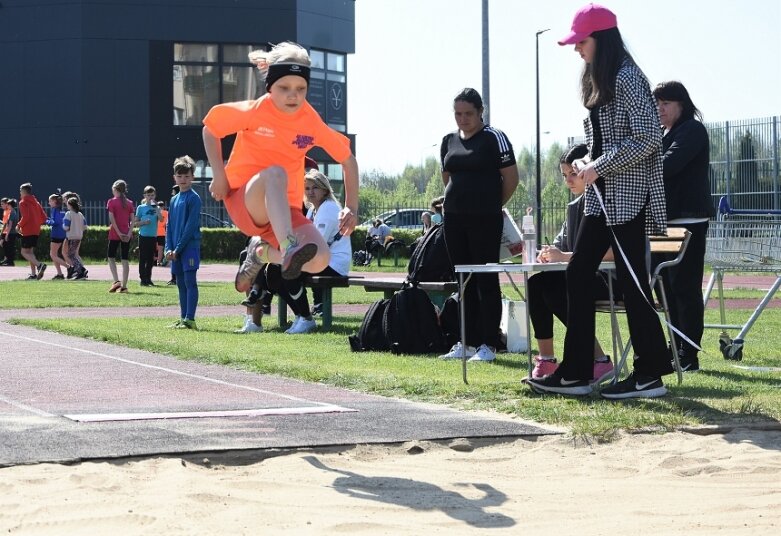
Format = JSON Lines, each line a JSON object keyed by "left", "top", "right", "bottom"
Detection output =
{"left": 585, "top": 60, "right": 667, "bottom": 236}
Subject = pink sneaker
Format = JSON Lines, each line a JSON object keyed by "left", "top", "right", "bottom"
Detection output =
{"left": 592, "top": 357, "right": 614, "bottom": 384}
{"left": 531, "top": 357, "right": 558, "bottom": 379}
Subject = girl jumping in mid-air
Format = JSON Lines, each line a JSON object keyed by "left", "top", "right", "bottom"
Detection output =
{"left": 202, "top": 41, "right": 359, "bottom": 291}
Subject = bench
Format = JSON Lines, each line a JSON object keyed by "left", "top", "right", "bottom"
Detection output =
{"left": 349, "top": 276, "right": 457, "bottom": 308}
{"left": 277, "top": 275, "right": 349, "bottom": 331}
{"left": 276, "top": 275, "right": 458, "bottom": 331}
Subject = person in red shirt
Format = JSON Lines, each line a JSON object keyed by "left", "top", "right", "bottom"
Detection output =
{"left": 202, "top": 41, "right": 359, "bottom": 292}
{"left": 17, "top": 183, "right": 48, "bottom": 280}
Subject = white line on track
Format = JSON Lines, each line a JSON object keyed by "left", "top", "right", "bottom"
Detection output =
{"left": 0, "top": 328, "right": 349, "bottom": 410}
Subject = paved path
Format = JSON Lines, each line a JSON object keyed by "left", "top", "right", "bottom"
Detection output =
{"left": 1, "top": 262, "right": 780, "bottom": 290}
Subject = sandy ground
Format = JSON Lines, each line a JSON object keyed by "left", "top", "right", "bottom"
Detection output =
{"left": 1, "top": 427, "right": 780, "bottom": 535}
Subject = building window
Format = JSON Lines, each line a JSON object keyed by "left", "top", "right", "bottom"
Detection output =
{"left": 308, "top": 48, "right": 347, "bottom": 132}
{"left": 173, "top": 43, "right": 265, "bottom": 126}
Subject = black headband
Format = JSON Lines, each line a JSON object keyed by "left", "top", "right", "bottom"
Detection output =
{"left": 265, "top": 62, "right": 311, "bottom": 92}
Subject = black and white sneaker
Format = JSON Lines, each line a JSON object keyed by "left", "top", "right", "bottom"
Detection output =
{"left": 600, "top": 372, "right": 667, "bottom": 399}
{"left": 526, "top": 374, "right": 593, "bottom": 396}
{"left": 679, "top": 356, "right": 700, "bottom": 373}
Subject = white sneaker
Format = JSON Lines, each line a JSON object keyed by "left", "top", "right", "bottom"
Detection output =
{"left": 439, "top": 342, "right": 476, "bottom": 360}
{"left": 285, "top": 316, "right": 302, "bottom": 334}
{"left": 234, "top": 316, "right": 262, "bottom": 334}
{"left": 287, "top": 317, "right": 316, "bottom": 334}
{"left": 468, "top": 344, "right": 496, "bottom": 362}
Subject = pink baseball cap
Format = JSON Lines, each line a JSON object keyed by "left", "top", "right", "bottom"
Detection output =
{"left": 558, "top": 4, "right": 618, "bottom": 45}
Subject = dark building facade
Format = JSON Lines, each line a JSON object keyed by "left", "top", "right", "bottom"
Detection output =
{"left": 0, "top": 0, "right": 355, "bottom": 203}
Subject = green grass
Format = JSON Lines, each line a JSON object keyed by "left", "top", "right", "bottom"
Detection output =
{"left": 3, "top": 275, "right": 780, "bottom": 439}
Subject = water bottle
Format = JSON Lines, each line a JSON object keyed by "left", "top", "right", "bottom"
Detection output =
{"left": 522, "top": 209, "right": 536, "bottom": 264}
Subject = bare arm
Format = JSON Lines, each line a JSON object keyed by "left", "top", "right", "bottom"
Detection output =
{"left": 203, "top": 126, "right": 229, "bottom": 201}
{"left": 338, "top": 154, "right": 359, "bottom": 236}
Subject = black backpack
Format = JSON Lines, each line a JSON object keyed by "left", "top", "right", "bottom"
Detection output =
{"left": 407, "top": 223, "right": 453, "bottom": 283}
{"left": 382, "top": 283, "right": 447, "bottom": 355}
{"left": 348, "top": 298, "right": 390, "bottom": 352}
{"left": 438, "top": 292, "right": 461, "bottom": 348}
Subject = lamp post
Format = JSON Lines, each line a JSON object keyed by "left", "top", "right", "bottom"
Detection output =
{"left": 535, "top": 28, "right": 549, "bottom": 244}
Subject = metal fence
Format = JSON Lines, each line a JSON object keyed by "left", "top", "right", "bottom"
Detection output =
{"left": 82, "top": 180, "right": 231, "bottom": 227}
{"left": 708, "top": 116, "right": 780, "bottom": 210}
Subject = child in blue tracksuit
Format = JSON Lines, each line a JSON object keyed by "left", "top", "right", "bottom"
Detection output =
{"left": 164, "top": 156, "right": 202, "bottom": 329}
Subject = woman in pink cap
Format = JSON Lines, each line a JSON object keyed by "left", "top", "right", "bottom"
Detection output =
{"left": 528, "top": 4, "right": 672, "bottom": 399}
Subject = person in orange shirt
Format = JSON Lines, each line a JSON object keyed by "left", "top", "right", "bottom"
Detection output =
{"left": 17, "top": 182, "right": 49, "bottom": 280}
{"left": 202, "top": 41, "right": 359, "bottom": 291}
{"left": 156, "top": 200, "right": 168, "bottom": 266}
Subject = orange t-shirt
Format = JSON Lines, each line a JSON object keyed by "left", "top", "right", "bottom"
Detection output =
{"left": 157, "top": 209, "right": 168, "bottom": 236}
{"left": 202, "top": 96, "right": 352, "bottom": 208}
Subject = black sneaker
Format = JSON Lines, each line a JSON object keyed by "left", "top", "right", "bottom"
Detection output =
{"left": 679, "top": 356, "right": 700, "bottom": 373}
{"left": 66, "top": 266, "right": 75, "bottom": 279}
{"left": 167, "top": 278, "right": 177, "bottom": 285}
{"left": 241, "top": 290, "right": 260, "bottom": 307}
{"left": 600, "top": 372, "right": 667, "bottom": 400}
{"left": 52, "top": 274, "right": 65, "bottom": 280}
{"left": 311, "top": 303, "right": 323, "bottom": 317}
{"left": 25, "top": 274, "right": 38, "bottom": 280}
{"left": 73, "top": 269, "right": 88, "bottom": 281}
{"left": 526, "top": 373, "right": 593, "bottom": 396}
{"left": 36, "top": 263, "right": 47, "bottom": 280}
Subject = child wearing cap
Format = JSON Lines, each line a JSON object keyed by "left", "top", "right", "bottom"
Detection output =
{"left": 202, "top": 41, "right": 359, "bottom": 292}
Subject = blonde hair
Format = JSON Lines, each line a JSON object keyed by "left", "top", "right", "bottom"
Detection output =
{"left": 248, "top": 41, "right": 311, "bottom": 76}
{"left": 304, "top": 169, "right": 338, "bottom": 208}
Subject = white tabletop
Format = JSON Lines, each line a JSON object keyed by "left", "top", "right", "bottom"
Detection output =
{"left": 454, "top": 261, "right": 616, "bottom": 274}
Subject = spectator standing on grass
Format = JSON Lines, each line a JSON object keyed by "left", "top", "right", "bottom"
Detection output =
{"left": 0, "top": 198, "right": 19, "bottom": 266}
{"left": 652, "top": 81, "right": 713, "bottom": 373}
{"left": 63, "top": 196, "right": 88, "bottom": 280}
{"left": 156, "top": 201, "right": 168, "bottom": 266}
{"left": 62, "top": 192, "right": 83, "bottom": 278}
{"left": 527, "top": 4, "right": 672, "bottom": 399}
{"left": 46, "top": 193, "right": 69, "bottom": 280}
{"left": 106, "top": 180, "right": 135, "bottom": 293}
{"left": 134, "top": 186, "right": 161, "bottom": 286}
{"left": 165, "top": 156, "right": 202, "bottom": 330}
{"left": 438, "top": 88, "right": 519, "bottom": 362}
{"left": 17, "top": 183, "right": 48, "bottom": 280}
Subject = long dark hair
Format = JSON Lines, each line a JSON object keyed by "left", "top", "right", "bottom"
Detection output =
{"left": 580, "top": 27, "right": 639, "bottom": 109}
{"left": 653, "top": 80, "right": 703, "bottom": 123}
{"left": 560, "top": 143, "right": 589, "bottom": 165}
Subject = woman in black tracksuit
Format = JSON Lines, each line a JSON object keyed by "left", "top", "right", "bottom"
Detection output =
{"left": 439, "top": 88, "right": 519, "bottom": 362}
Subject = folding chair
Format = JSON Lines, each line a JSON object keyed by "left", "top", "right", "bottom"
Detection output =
{"left": 596, "top": 227, "right": 692, "bottom": 386}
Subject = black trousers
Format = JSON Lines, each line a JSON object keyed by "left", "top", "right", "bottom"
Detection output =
{"left": 528, "top": 270, "right": 612, "bottom": 340}
{"left": 651, "top": 220, "right": 708, "bottom": 358}
{"left": 559, "top": 211, "right": 673, "bottom": 380}
{"left": 2, "top": 234, "right": 17, "bottom": 262}
{"left": 138, "top": 235, "right": 157, "bottom": 283}
{"left": 444, "top": 211, "right": 503, "bottom": 348}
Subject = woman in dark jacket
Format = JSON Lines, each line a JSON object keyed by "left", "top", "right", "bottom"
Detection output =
{"left": 653, "top": 81, "right": 714, "bottom": 373}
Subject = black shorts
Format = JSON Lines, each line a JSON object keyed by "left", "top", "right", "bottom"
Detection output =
{"left": 20, "top": 235, "right": 38, "bottom": 249}
{"left": 107, "top": 239, "right": 130, "bottom": 260}
{"left": 50, "top": 237, "right": 65, "bottom": 244}
{"left": 156, "top": 236, "right": 166, "bottom": 246}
